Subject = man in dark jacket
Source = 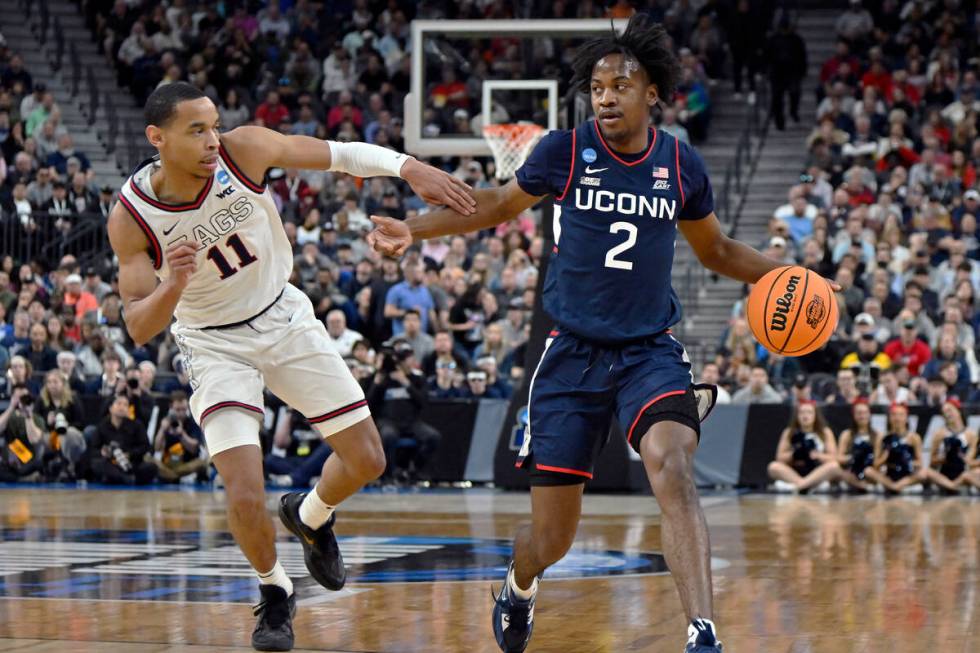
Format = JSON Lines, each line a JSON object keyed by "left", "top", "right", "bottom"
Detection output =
{"left": 89, "top": 394, "right": 156, "bottom": 484}
{"left": 767, "top": 15, "right": 808, "bottom": 130}
{"left": 366, "top": 340, "right": 441, "bottom": 481}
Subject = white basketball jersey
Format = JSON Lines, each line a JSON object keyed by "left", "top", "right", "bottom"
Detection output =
{"left": 118, "top": 144, "right": 292, "bottom": 329}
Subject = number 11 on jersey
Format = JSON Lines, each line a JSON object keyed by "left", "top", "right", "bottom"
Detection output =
{"left": 206, "top": 233, "right": 258, "bottom": 280}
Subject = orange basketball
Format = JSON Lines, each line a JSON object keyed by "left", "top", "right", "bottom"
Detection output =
{"left": 745, "top": 266, "right": 839, "bottom": 357}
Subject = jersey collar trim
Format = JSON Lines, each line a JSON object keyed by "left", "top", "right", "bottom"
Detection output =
{"left": 129, "top": 158, "right": 214, "bottom": 212}
{"left": 218, "top": 143, "right": 266, "bottom": 193}
{"left": 592, "top": 119, "right": 656, "bottom": 167}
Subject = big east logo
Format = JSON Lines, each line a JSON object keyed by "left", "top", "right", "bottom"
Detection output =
{"left": 769, "top": 274, "right": 801, "bottom": 333}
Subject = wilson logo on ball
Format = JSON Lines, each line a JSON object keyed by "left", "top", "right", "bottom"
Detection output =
{"left": 805, "top": 295, "right": 826, "bottom": 329}
{"left": 769, "top": 274, "right": 801, "bottom": 332}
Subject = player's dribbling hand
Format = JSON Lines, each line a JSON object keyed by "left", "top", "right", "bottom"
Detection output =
{"left": 165, "top": 241, "right": 199, "bottom": 291}
{"left": 400, "top": 159, "right": 477, "bottom": 215}
{"left": 367, "top": 216, "right": 412, "bottom": 257}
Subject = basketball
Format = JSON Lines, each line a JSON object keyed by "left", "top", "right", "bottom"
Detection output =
{"left": 746, "top": 266, "right": 839, "bottom": 357}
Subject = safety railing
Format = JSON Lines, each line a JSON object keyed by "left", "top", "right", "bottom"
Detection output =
{"left": 0, "top": 211, "right": 111, "bottom": 270}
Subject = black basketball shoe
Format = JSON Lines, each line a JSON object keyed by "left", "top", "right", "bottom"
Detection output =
{"left": 251, "top": 585, "right": 296, "bottom": 651}
{"left": 278, "top": 492, "right": 347, "bottom": 590}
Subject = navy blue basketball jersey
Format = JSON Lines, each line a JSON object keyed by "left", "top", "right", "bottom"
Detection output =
{"left": 516, "top": 120, "right": 714, "bottom": 342}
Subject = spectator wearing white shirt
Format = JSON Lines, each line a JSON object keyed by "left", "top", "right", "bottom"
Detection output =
{"left": 325, "top": 310, "right": 362, "bottom": 357}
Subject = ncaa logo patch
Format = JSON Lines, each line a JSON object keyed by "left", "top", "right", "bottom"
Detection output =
{"left": 216, "top": 170, "right": 231, "bottom": 185}
{"left": 582, "top": 148, "right": 598, "bottom": 164}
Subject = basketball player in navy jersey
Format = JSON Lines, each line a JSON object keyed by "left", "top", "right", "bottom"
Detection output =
{"left": 108, "top": 82, "right": 474, "bottom": 651}
{"left": 370, "top": 16, "right": 837, "bottom": 653}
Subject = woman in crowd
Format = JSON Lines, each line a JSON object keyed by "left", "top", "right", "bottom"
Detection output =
{"left": 837, "top": 399, "right": 888, "bottom": 491}
{"left": 37, "top": 369, "right": 87, "bottom": 478}
{"left": 876, "top": 403, "right": 927, "bottom": 494}
{"left": 923, "top": 398, "right": 976, "bottom": 494}
{"left": 768, "top": 401, "right": 841, "bottom": 492}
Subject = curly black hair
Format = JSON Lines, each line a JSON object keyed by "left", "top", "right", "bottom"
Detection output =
{"left": 570, "top": 14, "right": 680, "bottom": 102}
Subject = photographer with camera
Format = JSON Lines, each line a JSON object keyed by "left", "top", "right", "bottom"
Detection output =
{"left": 98, "top": 364, "right": 154, "bottom": 426}
{"left": 767, "top": 401, "right": 841, "bottom": 492}
{"left": 38, "top": 370, "right": 87, "bottom": 480}
{"left": 0, "top": 385, "right": 47, "bottom": 482}
{"left": 153, "top": 391, "right": 209, "bottom": 483}
{"left": 89, "top": 394, "right": 157, "bottom": 485}
{"left": 923, "top": 398, "right": 976, "bottom": 494}
{"left": 367, "top": 338, "right": 441, "bottom": 482}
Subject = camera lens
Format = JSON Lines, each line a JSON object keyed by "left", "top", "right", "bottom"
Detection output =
{"left": 127, "top": 378, "right": 139, "bottom": 389}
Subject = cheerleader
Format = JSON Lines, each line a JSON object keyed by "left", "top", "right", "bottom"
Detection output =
{"left": 925, "top": 398, "right": 977, "bottom": 493}
{"left": 768, "top": 401, "right": 841, "bottom": 492}
{"left": 877, "top": 403, "right": 927, "bottom": 494}
{"left": 837, "top": 399, "right": 888, "bottom": 491}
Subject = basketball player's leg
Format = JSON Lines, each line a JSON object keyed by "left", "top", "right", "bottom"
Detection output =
{"left": 638, "top": 421, "right": 713, "bottom": 622}
{"left": 512, "top": 480, "right": 585, "bottom": 590}
{"left": 312, "top": 417, "right": 386, "bottom": 505}
{"left": 618, "top": 332, "right": 722, "bottom": 650}
{"left": 211, "top": 437, "right": 279, "bottom": 576}
{"left": 495, "top": 331, "right": 609, "bottom": 652}
{"left": 205, "top": 409, "right": 296, "bottom": 651}
{"left": 259, "top": 287, "right": 383, "bottom": 590}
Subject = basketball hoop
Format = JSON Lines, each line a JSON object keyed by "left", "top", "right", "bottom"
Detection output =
{"left": 482, "top": 123, "right": 547, "bottom": 180}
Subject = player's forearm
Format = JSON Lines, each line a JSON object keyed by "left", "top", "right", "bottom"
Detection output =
{"left": 704, "top": 237, "right": 784, "bottom": 284}
{"left": 124, "top": 281, "right": 183, "bottom": 346}
{"left": 405, "top": 187, "right": 508, "bottom": 242}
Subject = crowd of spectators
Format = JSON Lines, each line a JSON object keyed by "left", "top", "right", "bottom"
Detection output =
{"left": 10, "top": 0, "right": 943, "bottom": 489}
{"left": 707, "top": 1, "right": 979, "bottom": 416}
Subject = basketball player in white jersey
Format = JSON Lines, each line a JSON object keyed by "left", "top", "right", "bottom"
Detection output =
{"left": 108, "top": 82, "right": 475, "bottom": 651}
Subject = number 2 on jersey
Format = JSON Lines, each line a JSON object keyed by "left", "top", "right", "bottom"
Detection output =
{"left": 605, "top": 221, "right": 637, "bottom": 271}
{"left": 206, "top": 233, "right": 258, "bottom": 280}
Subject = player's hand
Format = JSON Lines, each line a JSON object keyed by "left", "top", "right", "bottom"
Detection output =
{"left": 400, "top": 158, "right": 476, "bottom": 215}
{"left": 368, "top": 216, "right": 413, "bottom": 257}
{"left": 164, "top": 241, "right": 199, "bottom": 291}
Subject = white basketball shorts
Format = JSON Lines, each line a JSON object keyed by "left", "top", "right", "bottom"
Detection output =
{"left": 172, "top": 284, "right": 370, "bottom": 455}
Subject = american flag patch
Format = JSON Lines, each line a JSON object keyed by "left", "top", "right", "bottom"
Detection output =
{"left": 652, "top": 167, "right": 669, "bottom": 179}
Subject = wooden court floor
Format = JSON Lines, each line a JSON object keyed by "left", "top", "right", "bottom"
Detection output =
{"left": 0, "top": 487, "right": 977, "bottom": 653}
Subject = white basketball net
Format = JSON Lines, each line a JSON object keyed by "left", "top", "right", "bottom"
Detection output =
{"left": 482, "top": 123, "right": 546, "bottom": 180}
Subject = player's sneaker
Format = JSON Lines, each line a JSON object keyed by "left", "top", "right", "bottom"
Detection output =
{"left": 492, "top": 562, "right": 536, "bottom": 653}
{"left": 693, "top": 383, "right": 718, "bottom": 423}
{"left": 278, "top": 492, "right": 347, "bottom": 590}
{"left": 684, "top": 618, "right": 723, "bottom": 652}
{"left": 251, "top": 585, "right": 296, "bottom": 651}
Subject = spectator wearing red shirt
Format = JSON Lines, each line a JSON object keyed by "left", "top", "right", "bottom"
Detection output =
{"left": 883, "top": 318, "right": 932, "bottom": 377}
{"left": 860, "top": 59, "right": 892, "bottom": 97}
{"left": 326, "top": 90, "right": 364, "bottom": 134}
{"left": 887, "top": 69, "right": 921, "bottom": 107}
{"left": 254, "top": 91, "right": 290, "bottom": 130}
{"left": 820, "top": 40, "right": 861, "bottom": 85}
{"left": 431, "top": 68, "right": 468, "bottom": 111}
{"left": 62, "top": 274, "right": 98, "bottom": 321}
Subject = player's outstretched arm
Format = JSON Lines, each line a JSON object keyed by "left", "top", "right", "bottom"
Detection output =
{"left": 107, "top": 204, "right": 197, "bottom": 346}
{"left": 220, "top": 126, "right": 475, "bottom": 215}
{"left": 367, "top": 179, "right": 544, "bottom": 257}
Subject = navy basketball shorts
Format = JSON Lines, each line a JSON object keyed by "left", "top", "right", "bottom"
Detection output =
{"left": 516, "top": 329, "right": 698, "bottom": 485}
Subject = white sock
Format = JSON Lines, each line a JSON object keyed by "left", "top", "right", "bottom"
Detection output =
{"left": 257, "top": 561, "right": 293, "bottom": 596}
{"left": 299, "top": 489, "right": 335, "bottom": 530}
{"left": 688, "top": 618, "right": 717, "bottom": 644}
{"left": 507, "top": 565, "right": 538, "bottom": 600}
